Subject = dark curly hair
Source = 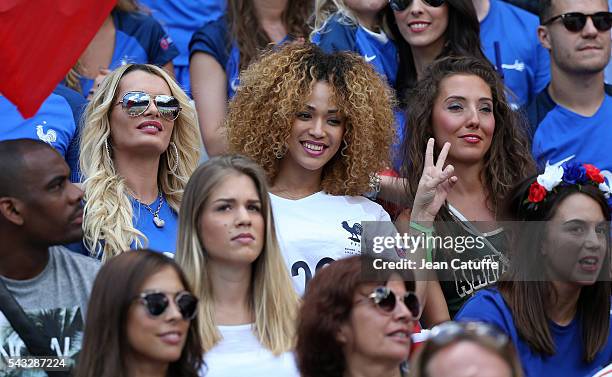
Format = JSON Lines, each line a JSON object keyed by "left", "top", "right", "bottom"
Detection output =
{"left": 400, "top": 56, "right": 536, "bottom": 219}
{"left": 296, "top": 255, "right": 415, "bottom": 377}
{"left": 226, "top": 43, "right": 396, "bottom": 196}
{"left": 385, "top": 0, "right": 487, "bottom": 106}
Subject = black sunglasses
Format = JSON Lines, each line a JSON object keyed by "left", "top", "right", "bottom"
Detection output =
{"left": 543, "top": 12, "right": 612, "bottom": 32}
{"left": 366, "top": 286, "right": 420, "bottom": 318}
{"left": 389, "top": 0, "right": 445, "bottom": 12}
{"left": 115, "top": 91, "right": 182, "bottom": 121}
{"left": 427, "top": 321, "right": 509, "bottom": 348}
{"left": 138, "top": 291, "right": 198, "bottom": 320}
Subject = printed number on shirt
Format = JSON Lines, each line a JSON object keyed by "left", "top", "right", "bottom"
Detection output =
{"left": 291, "top": 257, "right": 335, "bottom": 288}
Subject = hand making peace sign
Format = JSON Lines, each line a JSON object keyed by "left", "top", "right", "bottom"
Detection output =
{"left": 411, "top": 138, "right": 458, "bottom": 222}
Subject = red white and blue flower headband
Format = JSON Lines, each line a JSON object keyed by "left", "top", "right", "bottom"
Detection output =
{"left": 525, "top": 161, "right": 612, "bottom": 210}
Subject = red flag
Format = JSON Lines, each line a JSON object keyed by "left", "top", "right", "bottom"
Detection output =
{"left": 0, "top": 0, "right": 116, "bottom": 118}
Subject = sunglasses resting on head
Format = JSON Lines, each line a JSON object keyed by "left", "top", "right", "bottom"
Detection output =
{"left": 543, "top": 12, "right": 612, "bottom": 32}
{"left": 116, "top": 91, "right": 182, "bottom": 121}
{"left": 389, "top": 0, "right": 445, "bottom": 12}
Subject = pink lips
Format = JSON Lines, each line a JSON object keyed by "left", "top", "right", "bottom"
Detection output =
{"left": 407, "top": 20, "right": 431, "bottom": 33}
{"left": 137, "top": 120, "right": 163, "bottom": 134}
{"left": 232, "top": 233, "right": 255, "bottom": 244}
{"left": 301, "top": 140, "right": 327, "bottom": 157}
{"left": 158, "top": 331, "right": 183, "bottom": 345}
{"left": 460, "top": 134, "right": 482, "bottom": 144}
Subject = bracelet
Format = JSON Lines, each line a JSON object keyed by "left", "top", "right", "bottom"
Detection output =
{"left": 409, "top": 221, "right": 435, "bottom": 263}
{"left": 369, "top": 173, "right": 382, "bottom": 193}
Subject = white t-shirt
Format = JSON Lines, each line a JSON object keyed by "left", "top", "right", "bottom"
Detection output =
{"left": 270, "top": 191, "right": 397, "bottom": 295}
{"left": 200, "top": 324, "right": 299, "bottom": 377}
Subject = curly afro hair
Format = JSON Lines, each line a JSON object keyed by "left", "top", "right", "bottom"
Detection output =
{"left": 226, "top": 43, "right": 396, "bottom": 196}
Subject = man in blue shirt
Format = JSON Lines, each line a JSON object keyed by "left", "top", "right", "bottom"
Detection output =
{"left": 473, "top": 0, "right": 551, "bottom": 108}
{"left": 526, "top": 0, "right": 612, "bottom": 180}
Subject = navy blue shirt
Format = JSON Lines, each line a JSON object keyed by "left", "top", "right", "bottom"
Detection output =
{"left": 190, "top": 16, "right": 292, "bottom": 99}
{"left": 79, "top": 10, "right": 179, "bottom": 97}
{"left": 456, "top": 289, "right": 612, "bottom": 377}
{"left": 0, "top": 85, "right": 84, "bottom": 181}
{"left": 481, "top": 0, "right": 550, "bottom": 107}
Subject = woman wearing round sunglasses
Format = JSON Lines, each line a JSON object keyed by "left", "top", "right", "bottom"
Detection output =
{"left": 176, "top": 155, "right": 300, "bottom": 377}
{"left": 76, "top": 250, "right": 202, "bottom": 377}
{"left": 385, "top": 0, "right": 486, "bottom": 106}
{"left": 456, "top": 164, "right": 612, "bottom": 376}
{"left": 79, "top": 63, "right": 200, "bottom": 261}
{"left": 410, "top": 321, "right": 523, "bottom": 377}
{"left": 297, "top": 255, "right": 418, "bottom": 377}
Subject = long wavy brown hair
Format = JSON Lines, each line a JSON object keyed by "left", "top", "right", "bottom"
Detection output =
{"left": 227, "top": 0, "right": 313, "bottom": 71}
{"left": 226, "top": 43, "right": 396, "bottom": 196}
{"left": 400, "top": 56, "right": 535, "bottom": 219}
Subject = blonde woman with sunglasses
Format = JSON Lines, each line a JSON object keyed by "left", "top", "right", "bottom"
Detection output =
{"left": 79, "top": 63, "right": 200, "bottom": 261}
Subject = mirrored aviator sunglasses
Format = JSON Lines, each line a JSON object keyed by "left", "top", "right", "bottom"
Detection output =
{"left": 369, "top": 286, "right": 420, "bottom": 318}
{"left": 117, "top": 91, "right": 182, "bottom": 121}
{"left": 544, "top": 12, "right": 612, "bottom": 32}
{"left": 138, "top": 291, "right": 199, "bottom": 320}
{"left": 389, "top": 0, "right": 445, "bottom": 12}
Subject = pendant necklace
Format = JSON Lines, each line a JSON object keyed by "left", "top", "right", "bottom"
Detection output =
{"left": 133, "top": 191, "right": 166, "bottom": 228}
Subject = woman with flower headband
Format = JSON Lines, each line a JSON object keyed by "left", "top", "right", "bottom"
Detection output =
{"left": 397, "top": 56, "right": 535, "bottom": 324}
{"left": 226, "top": 43, "right": 400, "bottom": 295}
{"left": 455, "top": 161, "right": 612, "bottom": 377}
{"left": 79, "top": 63, "right": 200, "bottom": 261}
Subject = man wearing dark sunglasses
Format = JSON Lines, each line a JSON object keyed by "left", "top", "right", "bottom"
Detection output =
{"left": 0, "top": 140, "right": 100, "bottom": 374}
{"left": 527, "top": 0, "right": 612, "bottom": 176}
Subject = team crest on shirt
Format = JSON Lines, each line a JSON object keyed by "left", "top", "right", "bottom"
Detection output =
{"left": 36, "top": 121, "right": 57, "bottom": 144}
{"left": 160, "top": 35, "right": 173, "bottom": 51}
{"left": 341, "top": 221, "right": 362, "bottom": 255}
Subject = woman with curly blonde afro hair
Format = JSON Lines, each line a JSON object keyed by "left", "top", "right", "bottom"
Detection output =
{"left": 227, "top": 42, "right": 400, "bottom": 295}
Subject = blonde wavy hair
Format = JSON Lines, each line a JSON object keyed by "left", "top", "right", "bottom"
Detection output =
{"left": 80, "top": 63, "right": 200, "bottom": 261}
{"left": 176, "top": 155, "right": 299, "bottom": 354}
{"left": 226, "top": 43, "right": 395, "bottom": 196}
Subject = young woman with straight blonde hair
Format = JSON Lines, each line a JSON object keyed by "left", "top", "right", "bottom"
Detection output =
{"left": 176, "top": 154, "right": 300, "bottom": 377}
{"left": 79, "top": 63, "right": 200, "bottom": 261}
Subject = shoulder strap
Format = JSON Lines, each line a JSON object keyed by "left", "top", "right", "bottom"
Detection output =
{"left": 0, "top": 277, "right": 70, "bottom": 377}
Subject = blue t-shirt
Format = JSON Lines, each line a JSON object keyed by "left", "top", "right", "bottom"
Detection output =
{"left": 312, "top": 13, "right": 398, "bottom": 87}
{"left": 531, "top": 92, "right": 612, "bottom": 182}
{"left": 190, "top": 16, "right": 291, "bottom": 99}
{"left": 312, "top": 13, "right": 404, "bottom": 169}
{"left": 456, "top": 289, "right": 612, "bottom": 377}
{"left": 79, "top": 10, "right": 179, "bottom": 97}
{"left": 480, "top": 0, "right": 550, "bottom": 108}
{"left": 0, "top": 85, "right": 83, "bottom": 181}
{"left": 139, "top": 0, "right": 226, "bottom": 94}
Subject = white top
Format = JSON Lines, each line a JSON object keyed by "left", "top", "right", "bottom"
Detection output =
{"left": 270, "top": 191, "right": 397, "bottom": 295}
{"left": 200, "top": 324, "right": 299, "bottom": 377}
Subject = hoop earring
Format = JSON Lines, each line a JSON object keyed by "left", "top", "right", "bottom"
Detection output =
{"left": 104, "top": 139, "right": 112, "bottom": 159}
{"left": 167, "top": 141, "right": 179, "bottom": 174}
